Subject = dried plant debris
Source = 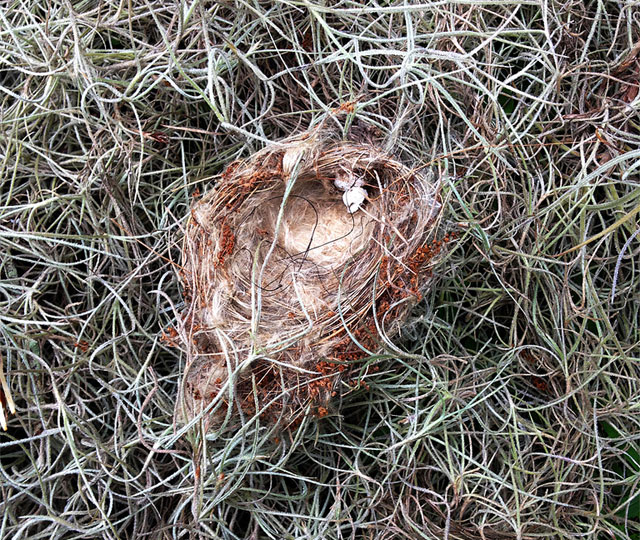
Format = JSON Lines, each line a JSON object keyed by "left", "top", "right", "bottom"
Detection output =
{"left": 177, "top": 128, "right": 443, "bottom": 429}
{"left": 0, "top": 354, "right": 16, "bottom": 431}
{"left": 4, "top": 1, "right": 640, "bottom": 538}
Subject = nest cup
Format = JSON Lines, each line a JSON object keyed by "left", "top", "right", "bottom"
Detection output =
{"left": 178, "top": 128, "right": 441, "bottom": 429}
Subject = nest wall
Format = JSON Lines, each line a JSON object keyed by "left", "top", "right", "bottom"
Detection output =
{"left": 178, "top": 128, "right": 441, "bottom": 428}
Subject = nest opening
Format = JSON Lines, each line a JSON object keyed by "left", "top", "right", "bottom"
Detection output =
{"left": 275, "top": 187, "right": 373, "bottom": 268}
{"left": 177, "top": 129, "right": 442, "bottom": 429}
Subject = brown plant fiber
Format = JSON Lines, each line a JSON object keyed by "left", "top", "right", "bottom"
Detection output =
{"left": 178, "top": 129, "right": 441, "bottom": 428}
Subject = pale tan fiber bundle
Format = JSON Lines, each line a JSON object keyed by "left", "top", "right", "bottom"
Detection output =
{"left": 177, "top": 127, "right": 441, "bottom": 429}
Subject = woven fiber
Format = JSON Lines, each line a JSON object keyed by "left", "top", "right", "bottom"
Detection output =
{"left": 177, "top": 128, "right": 441, "bottom": 429}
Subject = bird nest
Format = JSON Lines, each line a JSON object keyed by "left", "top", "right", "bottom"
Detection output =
{"left": 176, "top": 128, "right": 443, "bottom": 430}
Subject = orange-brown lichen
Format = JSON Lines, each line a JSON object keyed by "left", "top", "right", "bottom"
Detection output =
{"left": 215, "top": 220, "right": 235, "bottom": 269}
